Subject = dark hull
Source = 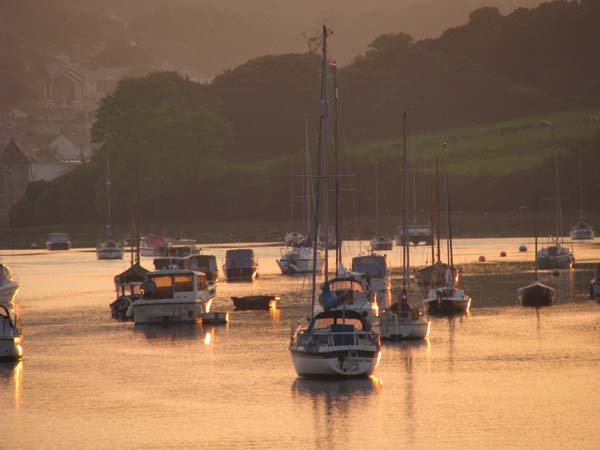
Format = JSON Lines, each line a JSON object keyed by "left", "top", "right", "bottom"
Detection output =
{"left": 47, "top": 242, "right": 71, "bottom": 250}
{"left": 110, "top": 296, "right": 136, "bottom": 321}
{"left": 225, "top": 267, "right": 258, "bottom": 282}
{"left": 519, "top": 285, "right": 554, "bottom": 308}
{"left": 371, "top": 243, "right": 393, "bottom": 251}
{"left": 426, "top": 299, "right": 470, "bottom": 315}
{"left": 231, "top": 295, "right": 277, "bottom": 310}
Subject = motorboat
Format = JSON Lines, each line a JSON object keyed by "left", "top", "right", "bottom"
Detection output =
{"left": 290, "top": 309, "right": 381, "bottom": 378}
{"left": 284, "top": 232, "right": 306, "bottom": 247}
{"left": 425, "top": 284, "right": 471, "bottom": 314}
{"left": 395, "top": 224, "right": 432, "bottom": 246}
{"left": 0, "top": 301, "right": 23, "bottom": 361}
{"left": 231, "top": 295, "right": 279, "bottom": 310}
{"left": 570, "top": 221, "right": 595, "bottom": 240}
{"left": 126, "top": 268, "right": 216, "bottom": 324}
{"left": 96, "top": 239, "right": 124, "bottom": 260}
{"left": 536, "top": 244, "right": 574, "bottom": 270}
{"left": 379, "top": 291, "right": 430, "bottom": 340}
{"left": 110, "top": 262, "right": 149, "bottom": 321}
{"left": 46, "top": 232, "right": 71, "bottom": 250}
{"left": 290, "top": 27, "right": 381, "bottom": 379}
{"left": 223, "top": 249, "right": 258, "bottom": 281}
{"left": 140, "top": 234, "right": 170, "bottom": 257}
{"left": 351, "top": 254, "right": 391, "bottom": 292}
{"left": 153, "top": 242, "right": 201, "bottom": 266}
{"left": 276, "top": 246, "right": 325, "bottom": 274}
{"left": 0, "top": 264, "right": 19, "bottom": 303}
{"left": 370, "top": 236, "right": 393, "bottom": 251}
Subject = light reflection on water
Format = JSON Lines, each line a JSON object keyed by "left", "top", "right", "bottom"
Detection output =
{"left": 0, "top": 238, "right": 599, "bottom": 449}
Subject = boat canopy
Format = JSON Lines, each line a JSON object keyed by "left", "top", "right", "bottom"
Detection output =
{"left": 352, "top": 255, "right": 387, "bottom": 276}
{"left": 307, "top": 309, "right": 368, "bottom": 332}
{"left": 325, "top": 277, "right": 364, "bottom": 293}
{"left": 114, "top": 263, "right": 149, "bottom": 285}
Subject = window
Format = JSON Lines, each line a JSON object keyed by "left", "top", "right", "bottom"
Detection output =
{"left": 174, "top": 275, "right": 194, "bottom": 292}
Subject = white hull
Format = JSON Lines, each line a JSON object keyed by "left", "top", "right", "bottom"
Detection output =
{"left": 276, "top": 250, "right": 325, "bottom": 274}
{"left": 0, "top": 336, "right": 23, "bottom": 361}
{"left": 379, "top": 313, "right": 430, "bottom": 340}
{"left": 290, "top": 347, "right": 379, "bottom": 378}
{"left": 570, "top": 229, "right": 595, "bottom": 240}
{"left": 0, "top": 282, "right": 19, "bottom": 303}
{"left": 128, "top": 291, "right": 215, "bottom": 324}
{"left": 96, "top": 248, "right": 124, "bottom": 259}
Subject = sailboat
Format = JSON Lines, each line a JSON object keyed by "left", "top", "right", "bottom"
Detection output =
{"left": 379, "top": 113, "right": 430, "bottom": 340}
{"left": 290, "top": 26, "right": 381, "bottom": 378}
{"left": 569, "top": 148, "right": 594, "bottom": 240}
{"left": 277, "top": 114, "right": 325, "bottom": 274}
{"left": 424, "top": 143, "right": 471, "bottom": 315}
{"left": 370, "top": 161, "right": 394, "bottom": 251}
{"left": 518, "top": 226, "right": 555, "bottom": 308}
{"left": 415, "top": 158, "right": 458, "bottom": 287}
{"left": 537, "top": 153, "right": 574, "bottom": 269}
{"left": 97, "top": 144, "right": 124, "bottom": 260}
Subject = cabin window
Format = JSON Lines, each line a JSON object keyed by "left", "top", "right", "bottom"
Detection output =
{"left": 174, "top": 275, "right": 194, "bottom": 292}
{"left": 196, "top": 275, "right": 208, "bottom": 290}
{"left": 151, "top": 275, "right": 174, "bottom": 298}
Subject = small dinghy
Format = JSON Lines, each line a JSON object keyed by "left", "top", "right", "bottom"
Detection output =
{"left": 231, "top": 295, "right": 279, "bottom": 311}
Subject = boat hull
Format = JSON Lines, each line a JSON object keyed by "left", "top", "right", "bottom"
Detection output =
{"left": 97, "top": 249, "right": 124, "bottom": 260}
{"left": 379, "top": 314, "right": 430, "bottom": 340}
{"left": 276, "top": 256, "right": 324, "bottom": 274}
{"left": 129, "top": 297, "right": 214, "bottom": 324}
{"left": 224, "top": 267, "right": 258, "bottom": 281}
{"left": 536, "top": 255, "right": 574, "bottom": 270}
{"left": 46, "top": 242, "right": 70, "bottom": 250}
{"left": 0, "top": 283, "right": 19, "bottom": 303}
{"left": 231, "top": 295, "right": 278, "bottom": 310}
{"left": 518, "top": 283, "right": 555, "bottom": 308}
{"left": 0, "top": 336, "right": 23, "bottom": 361}
{"left": 290, "top": 347, "right": 379, "bottom": 378}
{"left": 425, "top": 297, "right": 471, "bottom": 315}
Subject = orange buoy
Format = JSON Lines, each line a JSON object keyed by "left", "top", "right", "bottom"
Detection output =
{"left": 479, "top": 255, "right": 486, "bottom": 262}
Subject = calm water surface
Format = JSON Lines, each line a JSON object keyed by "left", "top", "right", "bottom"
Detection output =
{"left": 1, "top": 238, "right": 599, "bottom": 449}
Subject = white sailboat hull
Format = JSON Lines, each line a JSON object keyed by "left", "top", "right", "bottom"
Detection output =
{"left": 276, "top": 248, "right": 325, "bottom": 274}
{"left": 379, "top": 313, "right": 430, "bottom": 340}
{"left": 290, "top": 346, "right": 380, "bottom": 378}
{"left": 128, "top": 293, "right": 214, "bottom": 324}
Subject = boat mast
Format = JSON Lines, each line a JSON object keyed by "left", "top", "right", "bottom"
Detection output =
{"left": 444, "top": 143, "right": 454, "bottom": 268}
{"left": 304, "top": 113, "right": 311, "bottom": 236}
{"left": 435, "top": 158, "right": 441, "bottom": 263}
{"left": 322, "top": 27, "right": 330, "bottom": 282}
{"left": 554, "top": 151, "right": 560, "bottom": 245}
{"left": 534, "top": 217, "right": 539, "bottom": 282}
{"left": 412, "top": 134, "right": 417, "bottom": 224}
{"left": 402, "top": 112, "right": 409, "bottom": 292}
{"left": 310, "top": 25, "right": 330, "bottom": 316}
{"left": 578, "top": 146, "right": 584, "bottom": 221}
{"left": 106, "top": 144, "right": 112, "bottom": 237}
{"left": 429, "top": 180, "right": 435, "bottom": 265}
{"left": 332, "top": 60, "right": 341, "bottom": 273}
{"left": 375, "top": 160, "right": 379, "bottom": 236}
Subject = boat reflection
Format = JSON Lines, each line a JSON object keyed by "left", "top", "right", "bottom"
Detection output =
{"left": 291, "top": 375, "right": 382, "bottom": 398}
{"left": 133, "top": 322, "right": 202, "bottom": 340}
{"left": 0, "top": 360, "right": 23, "bottom": 409}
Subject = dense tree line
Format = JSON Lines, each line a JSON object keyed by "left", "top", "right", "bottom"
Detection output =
{"left": 10, "top": 1, "right": 600, "bottom": 228}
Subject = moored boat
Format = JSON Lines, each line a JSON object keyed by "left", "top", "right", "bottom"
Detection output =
{"left": 425, "top": 285, "right": 471, "bottom": 315}
{"left": 0, "top": 301, "right": 23, "bottom": 361}
{"left": 536, "top": 244, "right": 574, "bottom": 270}
{"left": 589, "top": 263, "right": 600, "bottom": 304}
{"left": 370, "top": 236, "right": 393, "bottom": 251}
{"left": 351, "top": 254, "right": 391, "bottom": 292}
{"left": 277, "top": 246, "right": 325, "bottom": 274}
{"left": 46, "top": 232, "right": 71, "bottom": 250}
{"left": 223, "top": 249, "right": 258, "bottom": 281}
{"left": 570, "top": 221, "right": 594, "bottom": 240}
{"left": 96, "top": 239, "right": 124, "bottom": 260}
{"left": 126, "top": 268, "right": 216, "bottom": 324}
{"left": 231, "top": 295, "right": 279, "bottom": 310}
{"left": 110, "top": 262, "right": 149, "bottom": 321}
{"left": 0, "top": 264, "right": 19, "bottom": 303}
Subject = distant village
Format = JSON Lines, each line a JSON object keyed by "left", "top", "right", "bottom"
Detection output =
{"left": 0, "top": 47, "right": 174, "bottom": 227}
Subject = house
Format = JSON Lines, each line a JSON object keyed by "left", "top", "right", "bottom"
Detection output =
{"left": 48, "top": 133, "right": 91, "bottom": 163}
{"left": 0, "top": 137, "right": 33, "bottom": 228}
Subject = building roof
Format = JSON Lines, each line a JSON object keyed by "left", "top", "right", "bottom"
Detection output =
{"left": 0, "top": 136, "right": 33, "bottom": 164}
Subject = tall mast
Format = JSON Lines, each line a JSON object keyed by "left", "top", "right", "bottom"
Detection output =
{"left": 412, "top": 134, "right": 417, "bottom": 224}
{"left": 322, "top": 26, "right": 330, "bottom": 282}
{"left": 332, "top": 60, "right": 341, "bottom": 273}
{"left": 375, "top": 160, "right": 379, "bottom": 236}
{"left": 578, "top": 146, "right": 583, "bottom": 221}
{"left": 444, "top": 143, "right": 454, "bottom": 268}
{"left": 106, "top": 144, "right": 112, "bottom": 237}
{"left": 310, "top": 25, "right": 331, "bottom": 317}
{"left": 429, "top": 180, "right": 435, "bottom": 265}
{"left": 534, "top": 214, "right": 539, "bottom": 281}
{"left": 435, "top": 158, "right": 441, "bottom": 263}
{"left": 554, "top": 151, "right": 560, "bottom": 245}
{"left": 402, "top": 112, "right": 409, "bottom": 291}
{"left": 304, "top": 113, "right": 311, "bottom": 236}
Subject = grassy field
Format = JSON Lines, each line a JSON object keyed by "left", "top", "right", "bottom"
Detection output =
{"left": 346, "top": 106, "right": 600, "bottom": 175}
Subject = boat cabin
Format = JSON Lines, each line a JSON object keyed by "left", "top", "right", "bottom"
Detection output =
{"left": 114, "top": 263, "right": 149, "bottom": 298}
{"left": 352, "top": 255, "right": 388, "bottom": 277}
{"left": 301, "top": 310, "right": 371, "bottom": 347}
{"left": 325, "top": 277, "right": 365, "bottom": 294}
{"left": 225, "top": 249, "right": 257, "bottom": 266}
{"left": 143, "top": 270, "right": 208, "bottom": 300}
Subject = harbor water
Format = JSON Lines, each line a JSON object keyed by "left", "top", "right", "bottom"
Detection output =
{"left": 1, "top": 238, "right": 599, "bottom": 449}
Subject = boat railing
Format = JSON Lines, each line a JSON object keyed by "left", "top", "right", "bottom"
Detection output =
{"left": 296, "top": 329, "right": 378, "bottom": 348}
